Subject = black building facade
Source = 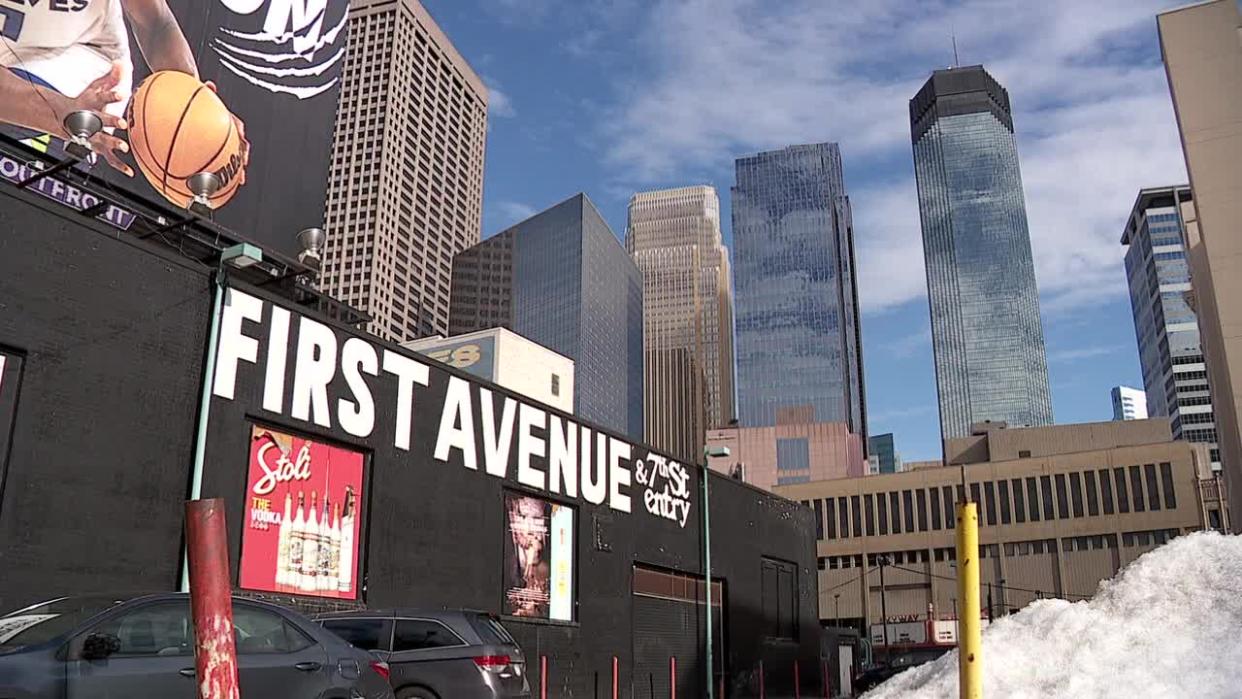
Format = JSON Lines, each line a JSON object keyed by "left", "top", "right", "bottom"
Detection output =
{"left": 0, "top": 174, "right": 819, "bottom": 697}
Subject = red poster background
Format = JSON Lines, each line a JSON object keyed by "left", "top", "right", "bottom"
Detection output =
{"left": 239, "top": 425, "right": 365, "bottom": 600}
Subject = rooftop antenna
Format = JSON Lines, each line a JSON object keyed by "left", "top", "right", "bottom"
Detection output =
{"left": 952, "top": 32, "right": 960, "bottom": 68}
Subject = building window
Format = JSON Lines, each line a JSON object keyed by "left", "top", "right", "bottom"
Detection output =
{"left": 1159, "top": 463, "right": 1177, "bottom": 510}
{"left": 1018, "top": 450, "right": 1032, "bottom": 458}
{"left": 851, "top": 496, "right": 862, "bottom": 538}
{"left": 1144, "top": 464, "right": 1161, "bottom": 511}
{"left": 930, "top": 487, "right": 943, "bottom": 530}
{"left": 998, "top": 480, "right": 1012, "bottom": 525}
{"left": 1040, "top": 476, "right": 1055, "bottom": 520}
{"left": 864, "top": 494, "right": 875, "bottom": 537}
{"left": 916, "top": 489, "right": 928, "bottom": 531}
{"left": 902, "top": 490, "right": 915, "bottom": 532}
{"left": 1054, "top": 474, "right": 1069, "bottom": 520}
{"left": 983, "top": 482, "right": 997, "bottom": 526}
{"left": 1084, "top": 471, "right": 1100, "bottom": 516}
{"left": 1069, "top": 472, "right": 1084, "bottom": 518}
{"left": 890, "top": 492, "right": 902, "bottom": 534}
{"left": 825, "top": 498, "right": 836, "bottom": 539}
{"left": 1026, "top": 477, "right": 1041, "bottom": 522}
{"left": 813, "top": 500, "right": 824, "bottom": 541}
{"left": 877, "top": 492, "right": 889, "bottom": 535}
{"left": 1099, "top": 469, "right": 1115, "bottom": 515}
{"left": 1113, "top": 467, "right": 1130, "bottom": 514}
{"left": 550, "top": 373, "right": 560, "bottom": 396}
{"left": 1012, "top": 479, "right": 1026, "bottom": 524}
{"left": 777, "top": 438, "right": 811, "bottom": 471}
{"left": 1129, "top": 466, "right": 1146, "bottom": 513}
{"left": 838, "top": 497, "right": 849, "bottom": 539}
{"left": 943, "top": 485, "right": 956, "bottom": 529}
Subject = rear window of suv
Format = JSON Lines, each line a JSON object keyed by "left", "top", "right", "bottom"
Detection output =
{"left": 320, "top": 618, "right": 387, "bottom": 651}
{"left": 468, "top": 614, "right": 516, "bottom": 646}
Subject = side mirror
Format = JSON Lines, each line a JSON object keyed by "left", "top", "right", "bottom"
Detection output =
{"left": 81, "top": 633, "right": 121, "bottom": 660}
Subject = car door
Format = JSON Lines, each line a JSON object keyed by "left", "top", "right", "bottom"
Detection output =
{"left": 387, "top": 618, "right": 480, "bottom": 696}
{"left": 65, "top": 601, "right": 196, "bottom": 699}
{"left": 232, "top": 603, "right": 331, "bottom": 698}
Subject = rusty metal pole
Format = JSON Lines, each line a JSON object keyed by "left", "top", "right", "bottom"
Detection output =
{"left": 186, "top": 499, "right": 239, "bottom": 699}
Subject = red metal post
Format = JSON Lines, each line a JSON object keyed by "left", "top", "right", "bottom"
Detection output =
{"left": 822, "top": 659, "right": 830, "bottom": 699}
{"left": 669, "top": 656, "right": 676, "bottom": 699}
{"left": 759, "top": 660, "right": 765, "bottom": 699}
{"left": 794, "top": 659, "right": 801, "bottom": 699}
{"left": 612, "top": 655, "right": 619, "bottom": 699}
{"left": 540, "top": 655, "right": 548, "bottom": 699}
{"left": 185, "top": 499, "right": 239, "bottom": 699}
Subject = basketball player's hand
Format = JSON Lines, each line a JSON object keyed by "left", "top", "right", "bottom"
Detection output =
{"left": 69, "top": 63, "right": 134, "bottom": 176}
{"left": 205, "top": 81, "right": 250, "bottom": 187}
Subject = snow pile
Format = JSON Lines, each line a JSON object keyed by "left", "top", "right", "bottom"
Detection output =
{"left": 865, "top": 532, "right": 1242, "bottom": 699}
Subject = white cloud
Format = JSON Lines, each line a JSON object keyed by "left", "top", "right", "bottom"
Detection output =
{"left": 484, "top": 77, "right": 517, "bottom": 118}
{"left": 885, "top": 325, "right": 933, "bottom": 359}
{"left": 495, "top": 201, "right": 538, "bottom": 226}
{"left": 600, "top": 0, "right": 1186, "bottom": 315}
{"left": 1047, "top": 344, "right": 1128, "bottom": 363}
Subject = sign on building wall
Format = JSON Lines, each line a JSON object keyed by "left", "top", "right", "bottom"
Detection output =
{"left": 239, "top": 425, "right": 366, "bottom": 600}
{"left": 418, "top": 336, "right": 496, "bottom": 380}
{"left": 211, "top": 288, "right": 698, "bottom": 530}
{"left": 502, "top": 492, "right": 574, "bottom": 622}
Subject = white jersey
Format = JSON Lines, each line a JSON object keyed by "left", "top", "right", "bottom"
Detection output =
{"left": 0, "top": 0, "right": 131, "bottom": 112}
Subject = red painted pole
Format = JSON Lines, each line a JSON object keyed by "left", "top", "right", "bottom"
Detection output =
{"left": 822, "top": 659, "right": 830, "bottom": 699}
{"left": 794, "top": 659, "right": 801, "bottom": 699}
{"left": 612, "top": 655, "right": 618, "bottom": 699}
{"left": 185, "top": 499, "right": 239, "bottom": 699}
{"left": 759, "top": 660, "right": 765, "bottom": 699}
{"left": 718, "top": 674, "right": 724, "bottom": 698}
{"left": 669, "top": 656, "right": 676, "bottom": 699}
{"left": 540, "top": 655, "right": 548, "bottom": 699}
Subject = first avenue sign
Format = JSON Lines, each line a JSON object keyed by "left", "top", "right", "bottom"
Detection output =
{"left": 211, "top": 288, "right": 696, "bottom": 527}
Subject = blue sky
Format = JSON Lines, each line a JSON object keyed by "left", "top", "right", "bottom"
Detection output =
{"left": 421, "top": 0, "right": 1188, "bottom": 461}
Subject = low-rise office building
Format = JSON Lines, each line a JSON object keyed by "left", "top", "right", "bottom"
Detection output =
{"left": 775, "top": 420, "right": 1228, "bottom": 642}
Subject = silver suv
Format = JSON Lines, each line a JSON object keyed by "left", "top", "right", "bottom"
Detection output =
{"left": 317, "top": 610, "right": 530, "bottom": 699}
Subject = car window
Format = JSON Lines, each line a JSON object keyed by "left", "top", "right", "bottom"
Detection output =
{"left": 392, "top": 620, "right": 464, "bottom": 652}
{"left": 90, "top": 602, "right": 192, "bottom": 657}
{"left": 233, "top": 606, "right": 313, "bottom": 654}
{"left": 320, "top": 618, "right": 386, "bottom": 651}
{"left": 0, "top": 597, "right": 126, "bottom": 652}
{"left": 468, "top": 614, "right": 516, "bottom": 646}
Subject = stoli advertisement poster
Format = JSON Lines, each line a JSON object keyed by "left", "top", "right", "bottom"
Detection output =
{"left": 239, "top": 425, "right": 365, "bottom": 600}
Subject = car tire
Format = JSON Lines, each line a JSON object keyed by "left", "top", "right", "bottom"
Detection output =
{"left": 396, "top": 687, "right": 439, "bottom": 699}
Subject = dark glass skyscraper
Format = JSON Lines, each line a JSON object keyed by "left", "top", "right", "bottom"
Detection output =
{"left": 448, "top": 194, "right": 644, "bottom": 439}
{"left": 910, "top": 65, "right": 1053, "bottom": 440}
{"left": 731, "top": 143, "right": 867, "bottom": 439}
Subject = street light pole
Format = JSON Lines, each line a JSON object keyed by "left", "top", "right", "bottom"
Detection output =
{"left": 703, "top": 445, "right": 730, "bottom": 699}
{"left": 878, "top": 555, "right": 890, "bottom": 665}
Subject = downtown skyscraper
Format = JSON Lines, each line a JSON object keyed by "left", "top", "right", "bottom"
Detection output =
{"left": 910, "top": 65, "right": 1053, "bottom": 440}
{"left": 1122, "top": 186, "right": 1219, "bottom": 469}
{"left": 626, "top": 186, "right": 735, "bottom": 463}
{"left": 449, "top": 194, "right": 644, "bottom": 440}
{"left": 709, "top": 144, "right": 866, "bottom": 489}
{"left": 320, "top": 0, "right": 488, "bottom": 342}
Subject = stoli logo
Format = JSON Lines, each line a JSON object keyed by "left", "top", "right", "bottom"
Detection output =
{"left": 211, "top": 0, "right": 349, "bottom": 100}
{"left": 253, "top": 436, "right": 312, "bottom": 495}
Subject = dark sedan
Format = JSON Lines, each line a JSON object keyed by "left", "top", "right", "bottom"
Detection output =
{"left": 0, "top": 593, "right": 394, "bottom": 699}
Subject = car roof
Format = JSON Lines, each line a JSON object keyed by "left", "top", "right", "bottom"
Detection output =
{"left": 315, "top": 608, "right": 491, "bottom": 621}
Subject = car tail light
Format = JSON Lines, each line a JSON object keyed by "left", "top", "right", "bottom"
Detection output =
{"left": 369, "top": 660, "right": 391, "bottom": 682}
{"left": 473, "top": 654, "right": 512, "bottom": 673}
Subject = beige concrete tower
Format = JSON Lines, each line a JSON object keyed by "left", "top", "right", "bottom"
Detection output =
{"left": 627, "top": 185, "right": 736, "bottom": 462}
{"left": 1159, "top": 0, "right": 1242, "bottom": 528}
{"left": 320, "top": 0, "right": 488, "bottom": 342}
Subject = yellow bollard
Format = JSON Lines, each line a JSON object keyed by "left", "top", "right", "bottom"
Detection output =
{"left": 956, "top": 501, "right": 982, "bottom": 699}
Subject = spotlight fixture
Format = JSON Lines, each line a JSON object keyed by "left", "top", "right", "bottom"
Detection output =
{"left": 296, "top": 226, "right": 326, "bottom": 272}
{"left": 62, "top": 110, "right": 102, "bottom": 160}
{"left": 220, "top": 242, "right": 263, "bottom": 270}
{"left": 186, "top": 171, "right": 221, "bottom": 216}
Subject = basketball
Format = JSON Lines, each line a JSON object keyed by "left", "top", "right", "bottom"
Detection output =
{"left": 127, "top": 70, "right": 244, "bottom": 209}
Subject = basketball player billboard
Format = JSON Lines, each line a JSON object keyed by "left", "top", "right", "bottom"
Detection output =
{"left": 0, "top": 0, "right": 348, "bottom": 257}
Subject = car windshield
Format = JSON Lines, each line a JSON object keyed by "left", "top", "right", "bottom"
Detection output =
{"left": 0, "top": 596, "right": 127, "bottom": 652}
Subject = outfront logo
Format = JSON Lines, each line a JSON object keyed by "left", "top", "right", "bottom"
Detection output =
{"left": 212, "top": 0, "right": 348, "bottom": 99}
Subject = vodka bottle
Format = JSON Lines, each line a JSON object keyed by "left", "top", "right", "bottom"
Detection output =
{"left": 300, "top": 491, "right": 320, "bottom": 593}
{"left": 338, "top": 486, "right": 355, "bottom": 593}
{"left": 317, "top": 496, "right": 333, "bottom": 591}
{"left": 287, "top": 491, "right": 306, "bottom": 592}
{"left": 275, "top": 491, "right": 293, "bottom": 588}
{"left": 327, "top": 502, "right": 341, "bottom": 592}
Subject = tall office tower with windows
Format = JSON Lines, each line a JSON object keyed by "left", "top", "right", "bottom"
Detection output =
{"left": 626, "top": 186, "right": 735, "bottom": 462}
{"left": 1111, "top": 386, "right": 1149, "bottom": 422}
{"left": 910, "top": 65, "right": 1053, "bottom": 441}
{"left": 715, "top": 143, "right": 867, "bottom": 488}
{"left": 1121, "top": 186, "right": 1219, "bottom": 469}
{"left": 320, "top": 0, "right": 488, "bottom": 342}
{"left": 449, "top": 194, "right": 644, "bottom": 439}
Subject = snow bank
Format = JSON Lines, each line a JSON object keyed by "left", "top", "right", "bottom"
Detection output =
{"left": 864, "top": 532, "right": 1242, "bottom": 699}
